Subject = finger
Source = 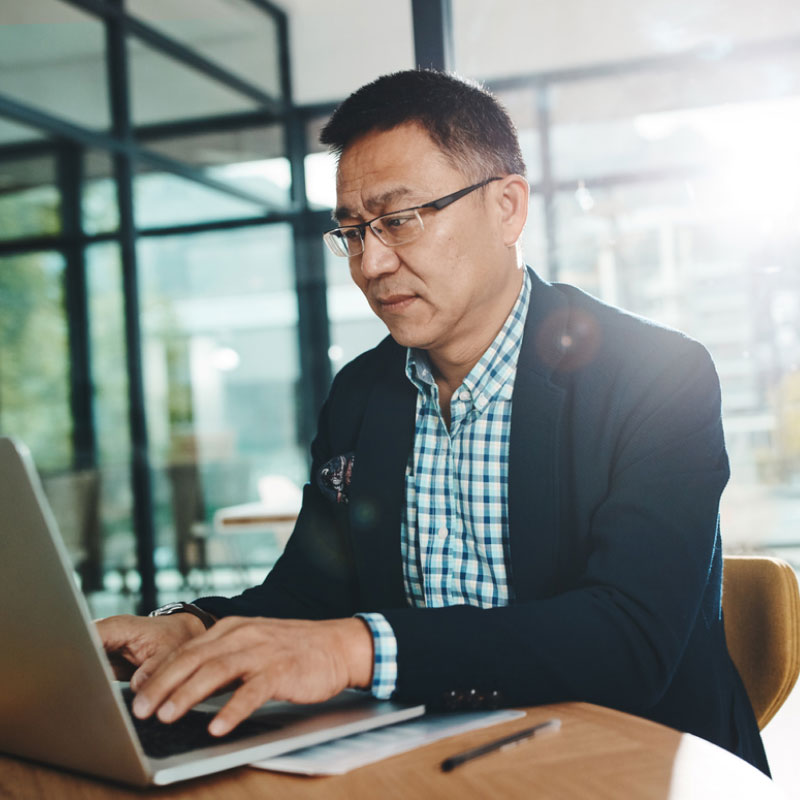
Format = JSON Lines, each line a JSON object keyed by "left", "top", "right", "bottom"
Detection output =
{"left": 129, "top": 649, "right": 170, "bottom": 693}
{"left": 131, "top": 644, "right": 207, "bottom": 719}
{"left": 131, "top": 632, "right": 237, "bottom": 720}
{"left": 154, "top": 654, "right": 248, "bottom": 725}
{"left": 138, "top": 617, "right": 257, "bottom": 697}
{"left": 129, "top": 626, "right": 197, "bottom": 694}
{"left": 129, "top": 663, "right": 148, "bottom": 693}
{"left": 208, "top": 676, "right": 273, "bottom": 737}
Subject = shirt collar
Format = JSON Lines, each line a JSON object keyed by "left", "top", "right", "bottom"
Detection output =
{"left": 405, "top": 269, "right": 531, "bottom": 408}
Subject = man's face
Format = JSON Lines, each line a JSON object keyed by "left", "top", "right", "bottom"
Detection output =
{"left": 334, "top": 123, "right": 519, "bottom": 361}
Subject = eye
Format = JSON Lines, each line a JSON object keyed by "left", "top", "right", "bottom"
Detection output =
{"left": 384, "top": 213, "right": 415, "bottom": 229}
{"left": 340, "top": 228, "right": 362, "bottom": 241}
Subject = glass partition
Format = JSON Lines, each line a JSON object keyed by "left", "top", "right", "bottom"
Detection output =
{"left": 142, "top": 126, "right": 290, "bottom": 209}
{"left": 134, "top": 165, "right": 267, "bottom": 228}
{"left": 326, "top": 258, "right": 388, "bottom": 374}
{"left": 0, "top": 251, "right": 71, "bottom": 470}
{"left": 85, "top": 242, "right": 137, "bottom": 608}
{"left": 552, "top": 167, "right": 800, "bottom": 552}
{"left": 495, "top": 86, "right": 542, "bottom": 185}
{"left": 137, "top": 224, "right": 304, "bottom": 588}
{"left": 520, "top": 194, "right": 548, "bottom": 280}
{"left": 83, "top": 150, "right": 119, "bottom": 235}
{"left": 0, "top": 153, "right": 60, "bottom": 240}
{"left": 0, "top": 0, "right": 305, "bottom": 609}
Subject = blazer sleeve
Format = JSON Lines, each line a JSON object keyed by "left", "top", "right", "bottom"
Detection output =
{"left": 380, "top": 337, "right": 730, "bottom": 714}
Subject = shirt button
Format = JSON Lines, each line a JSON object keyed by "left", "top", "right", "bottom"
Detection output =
{"left": 459, "top": 390, "right": 471, "bottom": 402}
{"left": 437, "top": 526, "right": 448, "bottom": 539}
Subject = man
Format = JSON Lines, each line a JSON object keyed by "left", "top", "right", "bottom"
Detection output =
{"left": 98, "top": 70, "right": 769, "bottom": 773}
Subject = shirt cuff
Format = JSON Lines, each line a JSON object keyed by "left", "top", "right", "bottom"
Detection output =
{"left": 355, "top": 612, "right": 398, "bottom": 699}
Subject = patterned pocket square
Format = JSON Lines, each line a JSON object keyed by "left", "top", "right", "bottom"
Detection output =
{"left": 317, "top": 452, "right": 355, "bottom": 505}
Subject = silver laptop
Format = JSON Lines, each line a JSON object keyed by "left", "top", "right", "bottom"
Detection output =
{"left": 0, "top": 437, "right": 424, "bottom": 787}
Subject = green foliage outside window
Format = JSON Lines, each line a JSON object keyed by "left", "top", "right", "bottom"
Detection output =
{"left": 0, "top": 252, "right": 72, "bottom": 471}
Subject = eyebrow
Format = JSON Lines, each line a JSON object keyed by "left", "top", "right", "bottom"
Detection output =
{"left": 333, "top": 185, "right": 422, "bottom": 224}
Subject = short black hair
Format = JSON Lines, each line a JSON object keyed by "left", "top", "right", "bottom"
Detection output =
{"left": 319, "top": 69, "right": 527, "bottom": 179}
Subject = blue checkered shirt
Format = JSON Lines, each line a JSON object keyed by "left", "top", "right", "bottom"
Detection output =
{"left": 358, "top": 271, "right": 531, "bottom": 698}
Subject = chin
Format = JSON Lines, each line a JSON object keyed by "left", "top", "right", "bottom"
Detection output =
{"left": 386, "top": 328, "right": 427, "bottom": 349}
{"left": 387, "top": 331, "right": 415, "bottom": 347}
{"left": 382, "top": 318, "right": 440, "bottom": 351}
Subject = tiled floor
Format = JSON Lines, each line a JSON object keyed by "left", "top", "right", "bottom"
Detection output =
{"left": 762, "top": 677, "right": 800, "bottom": 797}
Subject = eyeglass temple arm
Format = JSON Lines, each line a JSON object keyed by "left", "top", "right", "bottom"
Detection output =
{"left": 424, "top": 176, "right": 502, "bottom": 211}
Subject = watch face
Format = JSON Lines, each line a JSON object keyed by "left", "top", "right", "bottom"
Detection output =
{"left": 150, "top": 602, "right": 185, "bottom": 616}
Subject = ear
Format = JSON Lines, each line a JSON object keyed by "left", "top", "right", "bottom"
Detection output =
{"left": 496, "top": 174, "right": 529, "bottom": 248}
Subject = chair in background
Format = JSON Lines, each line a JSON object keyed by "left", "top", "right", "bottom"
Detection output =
{"left": 722, "top": 555, "right": 800, "bottom": 729}
{"left": 41, "top": 469, "right": 103, "bottom": 593}
{"left": 166, "top": 459, "right": 254, "bottom": 586}
{"left": 166, "top": 462, "right": 208, "bottom": 583}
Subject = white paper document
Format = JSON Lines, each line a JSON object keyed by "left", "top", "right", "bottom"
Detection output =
{"left": 250, "top": 709, "right": 526, "bottom": 776}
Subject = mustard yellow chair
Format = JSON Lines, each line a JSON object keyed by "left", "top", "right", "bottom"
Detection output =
{"left": 722, "top": 555, "right": 800, "bottom": 729}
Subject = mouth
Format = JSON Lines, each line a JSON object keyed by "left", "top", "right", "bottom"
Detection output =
{"left": 374, "top": 293, "right": 417, "bottom": 313}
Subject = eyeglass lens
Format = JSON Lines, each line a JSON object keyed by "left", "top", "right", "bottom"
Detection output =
{"left": 328, "top": 211, "right": 424, "bottom": 257}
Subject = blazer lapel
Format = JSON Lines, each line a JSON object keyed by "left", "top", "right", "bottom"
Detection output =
{"left": 349, "top": 351, "right": 416, "bottom": 609}
{"left": 508, "top": 269, "right": 568, "bottom": 602}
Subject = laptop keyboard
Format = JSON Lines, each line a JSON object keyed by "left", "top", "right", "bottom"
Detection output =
{"left": 121, "top": 689, "right": 282, "bottom": 759}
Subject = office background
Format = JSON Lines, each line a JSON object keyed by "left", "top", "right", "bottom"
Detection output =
{"left": 1, "top": 0, "right": 799, "bottom": 618}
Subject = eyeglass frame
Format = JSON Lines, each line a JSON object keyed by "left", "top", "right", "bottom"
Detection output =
{"left": 322, "top": 176, "right": 502, "bottom": 257}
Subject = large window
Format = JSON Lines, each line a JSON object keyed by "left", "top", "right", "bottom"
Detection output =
{"left": 0, "top": 0, "right": 305, "bottom": 614}
{"left": 452, "top": 7, "right": 800, "bottom": 556}
{"left": 544, "top": 86, "right": 800, "bottom": 554}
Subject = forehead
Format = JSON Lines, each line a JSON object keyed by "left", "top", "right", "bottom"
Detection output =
{"left": 334, "top": 123, "right": 463, "bottom": 218}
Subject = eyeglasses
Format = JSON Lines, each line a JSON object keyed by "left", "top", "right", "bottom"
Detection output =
{"left": 323, "top": 176, "right": 501, "bottom": 258}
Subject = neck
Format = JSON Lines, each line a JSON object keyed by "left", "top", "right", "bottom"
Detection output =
{"left": 429, "top": 266, "right": 524, "bottom": 396}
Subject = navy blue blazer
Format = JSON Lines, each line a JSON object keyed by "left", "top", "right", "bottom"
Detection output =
{"left": 197, "top": 267, "right": 768, "bottom": 774}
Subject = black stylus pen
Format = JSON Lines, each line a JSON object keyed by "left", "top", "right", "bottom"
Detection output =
{"left": 440, "top": 718, "right": 561, "bottom": 772}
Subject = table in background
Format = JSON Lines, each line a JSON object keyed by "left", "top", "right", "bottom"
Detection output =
{"left": 0, "top": 702, "right": 782, "bottom": 800}
{"left": 213, "top": 501, "right": 297, "bottom": 540}
{"left": 185, "top": 502, "right": 298, "bottom": 584}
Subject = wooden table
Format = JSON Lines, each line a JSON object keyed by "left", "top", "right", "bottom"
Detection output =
{"left": 0, "top": 702, "right": 782, "bottom": 799}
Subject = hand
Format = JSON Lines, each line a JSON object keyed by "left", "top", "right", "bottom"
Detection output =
{"left": 129, "top": 616, "right": 375, "bottom": 737}
{"left": 96, "top": 613, "right": 205, "bottom": 686}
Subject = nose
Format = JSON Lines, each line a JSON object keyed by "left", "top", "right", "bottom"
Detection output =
{"left": 357, "top": 228, "right": 401, "bottom": 280}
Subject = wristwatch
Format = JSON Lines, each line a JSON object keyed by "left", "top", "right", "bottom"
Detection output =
{"left": 148, "top": 601, "right": 216, "bottom": 629}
